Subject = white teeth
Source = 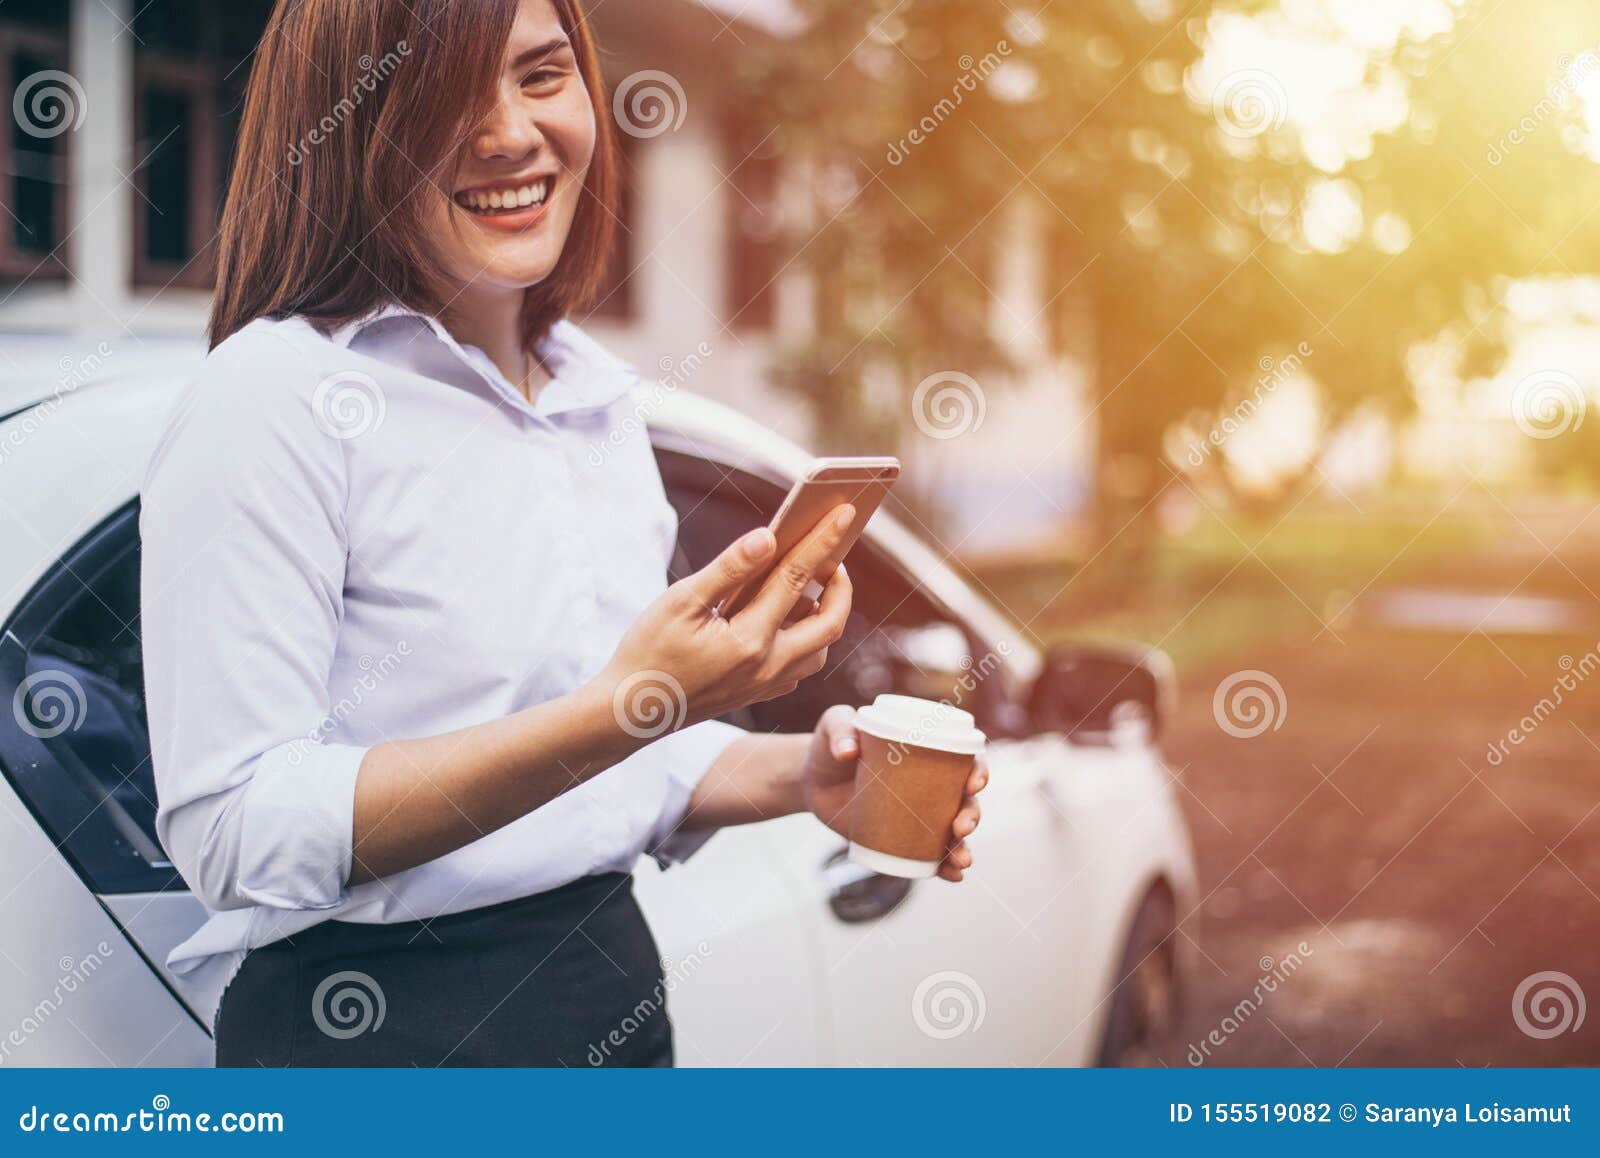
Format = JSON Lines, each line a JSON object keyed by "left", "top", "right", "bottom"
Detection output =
{"left": 459, "top": 178, "right": 551, "bottom": 213}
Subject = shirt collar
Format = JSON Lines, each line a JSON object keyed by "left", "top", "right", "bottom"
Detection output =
{"left": 326, "top": 304, "right": 637, "bottom": 420}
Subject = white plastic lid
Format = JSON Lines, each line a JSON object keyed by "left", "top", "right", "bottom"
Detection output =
{"left": 853, "top": 694, "right": 987, "bottom": 755}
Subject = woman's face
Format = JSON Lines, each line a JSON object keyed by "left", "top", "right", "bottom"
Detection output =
{"left": 423, "top": 0, "right": 596, "bottom": 298}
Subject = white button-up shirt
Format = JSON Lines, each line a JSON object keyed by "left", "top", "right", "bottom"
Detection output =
{"left": 140, "top": 307, "right": 742, "bottom": 1011}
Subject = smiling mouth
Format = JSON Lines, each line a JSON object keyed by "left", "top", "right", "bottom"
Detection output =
{"left": 453, "top": 175, "right": 554, "bottom": 216}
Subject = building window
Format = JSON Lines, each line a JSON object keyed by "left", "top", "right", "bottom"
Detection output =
{"left": 589, "top": 128, "right": 639, "bottom": 322}
{"left": 724, "top": 119, "right": 778, "bottom": 332}
{"left": 131, "top": 0, "right": 272, "bottom": 289}
{"left": 0, "top": 2, "right": 71, "bottom": 283}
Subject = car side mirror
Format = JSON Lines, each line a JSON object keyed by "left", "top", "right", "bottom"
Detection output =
{"left": 1028, "top": 643, "right": 1174, "bottom": 746}
{"left": 885, "top": 622, "right": 972, "bottom": 703}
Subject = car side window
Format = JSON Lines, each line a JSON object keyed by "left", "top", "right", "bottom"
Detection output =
{"left": 656, "top": 449, "right": 993, "bottom": 735}
{"left": 0, "top": 502, "right": 180, "bottom": 895}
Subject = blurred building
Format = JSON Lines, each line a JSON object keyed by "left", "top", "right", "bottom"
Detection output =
{"left": 0, "top": 0, "right": 1091, "bottom": 552}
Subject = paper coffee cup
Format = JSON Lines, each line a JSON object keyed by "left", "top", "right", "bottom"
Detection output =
{"left": 848, "top": 694, "right": 987, "bottom": 879}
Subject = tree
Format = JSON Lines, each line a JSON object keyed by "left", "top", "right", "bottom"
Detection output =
{"left": 744, "top": 0, "right": 1600, "bottom": 543}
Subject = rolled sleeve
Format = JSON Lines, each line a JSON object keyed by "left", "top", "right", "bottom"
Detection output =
{"left": 141, "top": 327, "right": 367, "bottom": 913}
{"left": 647, "top": 719, "right": 746, "bottom": 867}
{"left": 236, "top": 740, "right": 366, "bottom": 908}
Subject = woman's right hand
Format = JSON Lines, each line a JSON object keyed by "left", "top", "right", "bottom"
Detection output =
{"left": 594, "top": 505, "right": 857, "bottom": 736}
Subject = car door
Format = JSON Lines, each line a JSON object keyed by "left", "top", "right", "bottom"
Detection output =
{"left": 0, "top": 503, "right": 212, "bottom": 1065}
{"left": 3, "top": 493, "right": 826, "bottom": 1068}
{"left": 655, "top": 449, "right": 1095, "bottom": 1066}
{"left": 743, "top": 555, "right": 1095, "bottom": 1066}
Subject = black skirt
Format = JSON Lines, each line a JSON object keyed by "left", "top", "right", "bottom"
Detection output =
{"left": 214, "top": 872, "right": 672, "bottom": 1067}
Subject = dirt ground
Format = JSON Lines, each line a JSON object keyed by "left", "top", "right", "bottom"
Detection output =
{"left": 1149, "top": 505, "right": 1600, "bottom": 1067}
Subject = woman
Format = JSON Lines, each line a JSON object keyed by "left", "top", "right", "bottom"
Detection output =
{"left": 141, "top": 0, "right": 986, "bottom": 1068}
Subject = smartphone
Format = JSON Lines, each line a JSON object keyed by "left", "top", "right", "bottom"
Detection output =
{"left": 720, "top": 456, "right": 901, "bottom": 617}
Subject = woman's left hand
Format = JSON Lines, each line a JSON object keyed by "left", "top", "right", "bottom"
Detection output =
{"left": 802, "top": 704, "right": 988, "bottom": 882}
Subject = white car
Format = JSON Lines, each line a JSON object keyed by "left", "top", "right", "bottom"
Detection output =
{"left": 0, "top": 351, "right": 1195, "bottom": 1067}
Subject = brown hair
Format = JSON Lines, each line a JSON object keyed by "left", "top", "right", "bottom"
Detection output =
{"left": 208, "top": 0, "right": 617, "bottom": 351}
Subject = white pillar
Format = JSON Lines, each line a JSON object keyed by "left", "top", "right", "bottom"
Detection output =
{"left": 774, "top": 151, "right": 814, "bottom": 342}
{"left": 638, "top": 127, "right": 725, "bottom": 350}
{"left": 68, "top": 0, "right": 134, "bottom": 333}
{"left": 992, "top": 194, "right": 1047, "bottom": 360}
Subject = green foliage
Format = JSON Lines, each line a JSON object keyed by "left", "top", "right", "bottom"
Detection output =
{"left": 743, "top": 0, "right": 1600, "bottom": 530}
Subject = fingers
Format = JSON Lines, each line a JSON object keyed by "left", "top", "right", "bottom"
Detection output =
{"left": 938, "top": 839, "right": 973, "bottom": 882}
{"left": 938, "top": 796, "right": 981, "bottom": 882}
{"left": 780, "top": 597, "right": 820, "bottom": 628}
{"left": 772, "top": 561, "right": 852, "bottom": 662}
{"left": 682, "top": 526, "right": 776, "bottom": 613}
{"left": 818, "top": 704, "right": 859, "bottom": 761}
{"left": 952, "top": 794, "right": 981, "bottom": 839}
{"left": 966, "top": 755, "right": 990, "bottom": 796}
{"left": 736, "top": 504, "right": 855, "bottom": 635}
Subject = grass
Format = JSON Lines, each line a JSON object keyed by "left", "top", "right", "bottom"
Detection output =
{"left": 968, "top": 495, "right": 1495, "bottom": 674}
